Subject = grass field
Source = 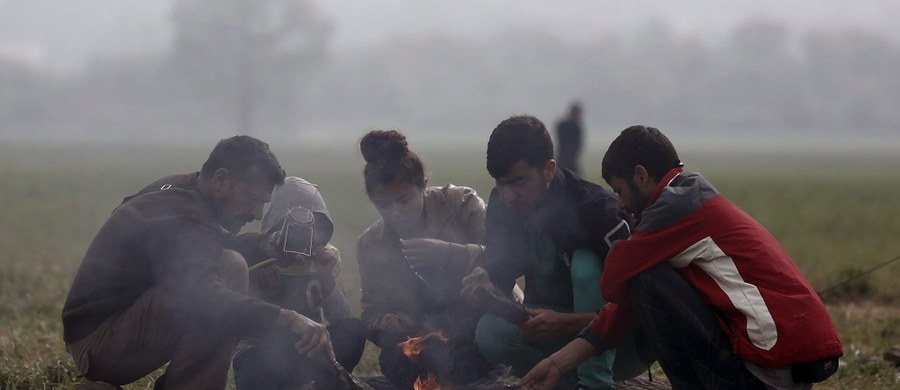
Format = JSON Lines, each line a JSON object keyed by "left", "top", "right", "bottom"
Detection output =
{"left": 1, "top": 141, "right": 899, "bottom": 389}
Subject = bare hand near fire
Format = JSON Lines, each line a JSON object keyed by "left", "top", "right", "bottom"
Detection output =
{"left": 260, "top": 231, "right": 281, "bottom": 260}
{"left": 280, "top": 310, "right": 335, "bottom": 360}
{"left": 517, "top": 357, "right": 562, "bottom": 390}
{"left": 400, "top": 238, "right": 449, "bottom": 268}
{"left": 519, "top": 309, "right": 564, "bottom": 342}
{"left": 460, "top": 267, "right": 502, "bottom": 303}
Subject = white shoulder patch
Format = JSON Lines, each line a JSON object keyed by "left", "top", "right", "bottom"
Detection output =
{"left": 604, "top": 219, "right": 631, "bottom": 248}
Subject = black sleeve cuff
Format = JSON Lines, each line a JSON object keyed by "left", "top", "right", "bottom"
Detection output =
{"left": 577, "top": 324, "right": 610, "bottom": 352}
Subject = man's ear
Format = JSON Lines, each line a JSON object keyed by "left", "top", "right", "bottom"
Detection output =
{"left": 543, "top": 159, "right": 557, "bottom": 183}
{"left": 633, "top": 165, "right": 650, "bottom": 186}
{"left": 211, "top": 168, "right": 233, "bottom": 194}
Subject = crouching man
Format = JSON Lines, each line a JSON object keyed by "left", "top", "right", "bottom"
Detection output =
{"left": 519, "top": 126, "right": 843, "bottom": 390}
{"left": 232, "top": 176, "right": 367, "bottom": 389}
{"left": 62, "top": 136, "right": 333, "bottom": 389}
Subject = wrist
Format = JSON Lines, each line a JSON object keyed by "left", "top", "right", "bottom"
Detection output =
{"left": 274, "top": 309, "right": 298, "bottom": 330}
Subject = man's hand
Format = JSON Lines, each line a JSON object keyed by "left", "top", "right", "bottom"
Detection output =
{"left": 260, "top": 231, "right": 281, "bottom": 260}
{"left": 399, "top": 238, "right": 450, "bottom": 269}
{"left": 518, "top": 338, "right": 600, "bottom": 389}
{"left": 520, "top": 308, "right": 567, "bottom": 342}
{"left": 518, "top": 357, "right": 563, "bottom": 390}
{"left": 277, "top": 309, "right": 335, "bottom": 361}
{"left": 460, "top": 267, "right": 502, "bottom": 303}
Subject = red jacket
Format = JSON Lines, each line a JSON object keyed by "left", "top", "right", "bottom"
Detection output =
{"left": 588, "top": 168, "right": 843, "bottom": 367}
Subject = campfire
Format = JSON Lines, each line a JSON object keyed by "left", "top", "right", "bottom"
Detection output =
{"left": 396, "top": 330, "right": 521, "bottom": 390}
{"left": 399, "top": 330, "right": 450, "bottom": 390}
{"left": 400, "top": 330, "right": 449, "bottom": 360}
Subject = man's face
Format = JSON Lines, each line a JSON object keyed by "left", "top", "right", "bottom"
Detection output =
{"left": 607, "top": 166, "right": 655, "bottom": 218}
{"left": 607, "top": 176, "right": 645, "bottom": 218}
{"left": 213, "top": 166, "right": 274, "bottom": 233}
{"left": 494, "top": 159, "right": 555, "bottom": 216}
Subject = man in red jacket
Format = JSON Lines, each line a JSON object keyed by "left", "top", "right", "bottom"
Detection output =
{"left": 519, "top": 126, "right": 843, "bottom": 390}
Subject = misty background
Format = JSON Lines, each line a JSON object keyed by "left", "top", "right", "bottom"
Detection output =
{"left": 1, "top": 0, "right": 899, "bottom": 151}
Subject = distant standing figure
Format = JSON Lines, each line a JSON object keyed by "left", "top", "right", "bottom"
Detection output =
{"left": 556, "top": 102, "right": 584, "bottom": 174}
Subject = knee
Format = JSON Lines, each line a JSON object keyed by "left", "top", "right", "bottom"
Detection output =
{"left": 474, "top": 314, "right": 522, "bottom": 363}
{"left": 628, "top": 264, "right": 670, "bottom": 295}
{"left": 329, "top": 318, "right": 368, "bottom": 366}
{"left": 570, "top": 249, "right": 602, "bottom": 288}
{"left": 220, "top": 249, "right": 249, "bottom": 293}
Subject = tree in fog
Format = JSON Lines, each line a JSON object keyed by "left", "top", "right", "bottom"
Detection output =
{"left": 170, "top": 0, "right": 331, "bottom": 134}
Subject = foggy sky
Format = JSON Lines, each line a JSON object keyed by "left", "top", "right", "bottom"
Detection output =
{"left": 2, "top": 0, "right": 899, "bottom": 71}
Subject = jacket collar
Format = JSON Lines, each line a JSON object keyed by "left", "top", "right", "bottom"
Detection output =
{"left": 640, "top": 167, "right": 684, "bottom": 220}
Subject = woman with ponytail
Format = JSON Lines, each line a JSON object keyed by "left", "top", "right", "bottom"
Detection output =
{"left": 356, "top": 130, "right": 491, "bottom": 388}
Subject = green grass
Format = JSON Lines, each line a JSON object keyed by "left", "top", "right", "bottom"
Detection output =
{"left": 1, "top": 142, "right": 898, "bottom": 389}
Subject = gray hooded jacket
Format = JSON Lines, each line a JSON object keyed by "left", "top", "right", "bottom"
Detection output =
{"left": 257, "top": 176, "right": 349, "bottom": 323}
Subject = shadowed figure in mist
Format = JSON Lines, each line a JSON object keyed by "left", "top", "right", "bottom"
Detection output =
{"left": 555, "top": 102, "right": 584, "bottom": 175}
{"left": 356, "top": 130, "right": 493, "bottom": 389}
{"left": 61, "top": 136, "right": 334, "bottom": 390}
{"left": 232, "top": 176, "right": 367, "bottom": 389}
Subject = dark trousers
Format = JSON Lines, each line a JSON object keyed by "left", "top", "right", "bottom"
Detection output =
{"left": 66, "top": 250, "right": 248, "bottom": 390}
{"left": 629, "top": 264, "right": 764, "bottom": 390}
{"left": 233, "top": 317, "right": 368, "bottom": 390}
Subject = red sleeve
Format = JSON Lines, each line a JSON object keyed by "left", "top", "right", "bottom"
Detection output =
{"left": 580, "top": 301, "right": 639, "bottom": 350}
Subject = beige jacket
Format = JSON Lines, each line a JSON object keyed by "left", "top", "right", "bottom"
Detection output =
{"left": 357, "top": 184, "right": 486, "bottom": 346}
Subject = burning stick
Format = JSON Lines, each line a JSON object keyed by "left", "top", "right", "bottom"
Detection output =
{"left": 248, "top": 257, "right": 278, "bottom": 272}
{"left": 472, "top": 287, "right": 531, "bottom": 324}
{"left": 398, "top": 331, "right": 451, "bottom": 389}
{"left": 329, "top": 359, "right": 375, "bottom": 390}
{"left": 399, "top": 330, "right": 449, "bottom": 360}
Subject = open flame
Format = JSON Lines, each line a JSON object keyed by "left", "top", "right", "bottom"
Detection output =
{"left": 413, "top": 371, "right": 442, "bottom": 390}
{"left": 399, "top": 330, "right": 449, "bottom": 360}
{"left": 398, "top": 330, "right": 450, "bottom": 389}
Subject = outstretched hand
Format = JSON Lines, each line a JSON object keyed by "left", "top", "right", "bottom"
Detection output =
{"left": 460, "top": 267, "right": 502, "bottom": 303}
{"left": 520, "top": 308, "right": 566, "bottom": 342}
{"left": 279, "top": 310, "right": 335, "bottom": 362}
{"left": 517, "top": 357, "right": 563, "bottom": 390}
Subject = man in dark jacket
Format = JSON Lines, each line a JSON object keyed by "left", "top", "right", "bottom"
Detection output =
{"left": 62, "top": 136, "right": 333, "bottom": 389}
{"left": 461, "top": 116, "right": 643, "bottom": 390}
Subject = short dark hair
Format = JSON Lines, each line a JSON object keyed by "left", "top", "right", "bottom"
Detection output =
{"left": 360, "top": 130, "right": 426, "bottom": 194}
{"left": 200, "top": 135, "right": 286, "bottom": 185}
{"left": 486, "top": 115, "right": 554, "bottom": 178}
{"left": 602, "top": 125, "right": 681, "bottom": 183}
